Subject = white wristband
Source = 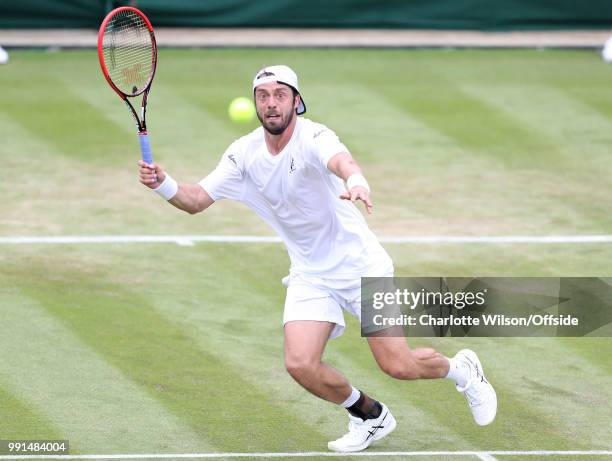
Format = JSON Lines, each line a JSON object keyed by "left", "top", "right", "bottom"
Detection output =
{"left": 153, "top": 173, "right": 179, "bottom": 201}
{"left": 346, "top": 173, "right": 370, "bottom": 192}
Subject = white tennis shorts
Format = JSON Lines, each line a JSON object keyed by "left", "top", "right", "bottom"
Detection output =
{"left": 282, "top": 257, "right": 394, "bottom": 339}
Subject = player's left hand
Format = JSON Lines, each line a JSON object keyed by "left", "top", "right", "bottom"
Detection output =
{"left": 340, "top": 186, "right": 373, "bottom": 214}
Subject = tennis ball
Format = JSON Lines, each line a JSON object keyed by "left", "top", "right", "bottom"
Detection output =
{"left": 228, "top": 97, "right": 255, "bottom": 123}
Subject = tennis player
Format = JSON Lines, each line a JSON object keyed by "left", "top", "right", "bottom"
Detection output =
{"left": 138, "top": 65, "right": 497, "bottom": 452}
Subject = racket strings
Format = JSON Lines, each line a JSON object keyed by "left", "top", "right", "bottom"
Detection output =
{"left": 102, "top": 10, "right": 154, "bottom": 95}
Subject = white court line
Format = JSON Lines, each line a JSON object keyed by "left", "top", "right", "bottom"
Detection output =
{"left": 1, "top": 235, "right": 612, "bottom": 246}
{"left": 0, "top": 451, "right": 611, "bottom": 460}
{"left": 476, "top": 454, "right": 499, "bottom": 461}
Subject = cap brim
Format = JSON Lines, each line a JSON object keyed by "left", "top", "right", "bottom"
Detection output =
{"left": 296, "top": 98, "right": 306, "bottom": 115}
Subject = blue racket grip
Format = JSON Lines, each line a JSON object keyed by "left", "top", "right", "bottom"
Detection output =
{"left": 138, "top": 132, "right": 153, "bottom": 164}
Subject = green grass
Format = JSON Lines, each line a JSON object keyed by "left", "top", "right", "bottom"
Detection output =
{"left": 0, "top": 48, "right": 611, "bottom": 460}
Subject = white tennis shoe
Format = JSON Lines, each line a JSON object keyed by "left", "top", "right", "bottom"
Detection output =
{"left": 328, "top": 403, "right": 396, "bottom": 452}
{"left": 454, "top": 349, "right": 497, "bottom": 426}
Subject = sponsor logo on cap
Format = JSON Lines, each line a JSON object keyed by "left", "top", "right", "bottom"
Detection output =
{"left": 256, "top": 71, "right": 275, "bottom": 79}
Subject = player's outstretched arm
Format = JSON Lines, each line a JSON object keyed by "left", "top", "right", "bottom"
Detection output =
{"left": 138, "top": 160, "right": 214, "bottom": 214}
{"left": 327, "top": 152, "right": 373, "bottom": 214}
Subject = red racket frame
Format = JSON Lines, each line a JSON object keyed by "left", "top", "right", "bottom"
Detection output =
{"left": 97, "top": 6, "right": 158, "bottom": 132}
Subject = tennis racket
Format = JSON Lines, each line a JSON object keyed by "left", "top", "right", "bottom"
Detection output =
{"left": 98, "top": 6, "right": 158, "bottom": 164}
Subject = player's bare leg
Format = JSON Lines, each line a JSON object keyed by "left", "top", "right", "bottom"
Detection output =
{"left": 367, "top": 334, "right": 450, "bottom": 379}
{"left": 367, "top": 332, "right": 497, "bottom": 426}
{"left": 283, "top": 320, "right": 351, "bottom": 403}
{"left": 284, "top": 320, "right": 396, "bottom": 452}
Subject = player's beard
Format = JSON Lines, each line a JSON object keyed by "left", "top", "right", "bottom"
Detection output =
{"left": 257, "top": 105, "right": 295, "bottom": 135}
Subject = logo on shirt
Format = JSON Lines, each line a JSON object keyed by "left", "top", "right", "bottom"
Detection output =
{"left": 313, "top": 129, "right": 328, "bottom": 139}
{"left": 227, "top": 154, "right": 237, "bottom": 166}
{"left": 289, "top": 157, "right": 296, "bottom": 173}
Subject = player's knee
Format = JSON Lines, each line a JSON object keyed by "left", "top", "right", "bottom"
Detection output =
{"left": 285, "top": 356, "right": 317, "bottom": 383}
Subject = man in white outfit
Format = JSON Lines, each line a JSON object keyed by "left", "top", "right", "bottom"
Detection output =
{"left": 138, "top": 65, "right": 497, "bottom": 452}
{"left": 0, "top": 46, "right": 9, "bottom": 65}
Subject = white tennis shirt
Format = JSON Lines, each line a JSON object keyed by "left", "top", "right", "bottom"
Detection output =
{"left": 199, "top": 117, "right": 392, "bottom": 279}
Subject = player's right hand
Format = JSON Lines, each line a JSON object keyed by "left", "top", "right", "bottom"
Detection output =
{"left": 138, "top": 160, "right": 166, "bottom": 189}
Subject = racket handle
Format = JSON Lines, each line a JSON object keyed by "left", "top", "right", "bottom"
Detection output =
{"left": 138, "top": 132, "right": 153, "bottom": 164}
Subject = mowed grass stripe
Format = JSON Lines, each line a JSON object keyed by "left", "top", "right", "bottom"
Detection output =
{"left": 0, "top": 112, "right": 66, "bottom": 234}
{"left": 306, "top": 77, "right": 609, "bottom": 237}
{"left": 304, "top": 81, "right": 543, "bottom": 237}
{"left": 0, "top": 107, "right": 259, "bottom": 239}
{"left": 498, "top": 337, "right": 611, "bottom": 449}
{"left": 376, "top": 79, "right": 555, "bottom": 168}
{"left": 566, "top": 85, "right": 612, "bottom": 125}
{"left": 5, "top": 251, "right": 329, "bottom": 452}
{"left": 461, "top": 84, "right": 612, "bottom": 164}
{"left": 460, "top": 81, "right": 612, "bottom": 219}
{"left": 461, "top": 83, "right": 612, "bottom": 186}
{"left": 306, "top": 83, "right": 470, "bottom": 165}
{"left": 420, "top": 337, "right": 612, "bottom": 450}
{"left": 0, "top": 112, "right": 137, "bottom": 237}
{"left": 457, "top": 84, "right": 612, "bottom": 232}
{"left": 0, "top": 112, "right": 172, "bottom": 237}
{"left": 303, "top": 83, "right": 599, "bottom": 237}
{"left": 388, "top": 243, "right": 612, "bottom": 278}
{"left": 549, "top": 51, "right": 612, "bottom": 125}
{"left": 39, "top": 49, "right": 137, "bottom": 142}
{"left": 554, "top": 338, "right": 612, "bottom": 376}
{"left": 381, "top": 78, "right": 608, "bottom": 234}
{"left": 0, "top": 289, "right": 212, "bottom": 454}
{"left": 0, "top": 64, "right": 129, "bottom": 163}
{"left": 0, "top": 383, "right": 64, "bottom": 440}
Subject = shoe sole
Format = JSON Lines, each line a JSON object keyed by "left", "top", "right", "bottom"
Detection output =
{"left": 456, "top": 349, "right": 497, "bottom": 426}
{"left": 327, "top": 409, "right": 397, "bottom": 452}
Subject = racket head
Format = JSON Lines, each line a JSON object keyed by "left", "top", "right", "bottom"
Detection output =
{"left": 98, "top": 7, "right": 157, "bottom": 99}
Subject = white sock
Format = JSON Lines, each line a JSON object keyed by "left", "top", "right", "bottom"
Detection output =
{"left": 445, "top": 357, "right": 470, "bottom": 388}
{"left": 340, "top": 386, "right": 361, "bottom": 408}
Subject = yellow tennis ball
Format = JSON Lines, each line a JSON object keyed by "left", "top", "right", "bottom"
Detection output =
{"left": 228, "top": 97, "right": 256, "bottom": 123}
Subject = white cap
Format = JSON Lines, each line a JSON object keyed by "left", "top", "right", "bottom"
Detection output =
{"left": 252, "top": 65, "right": 306, "bottom": 115}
